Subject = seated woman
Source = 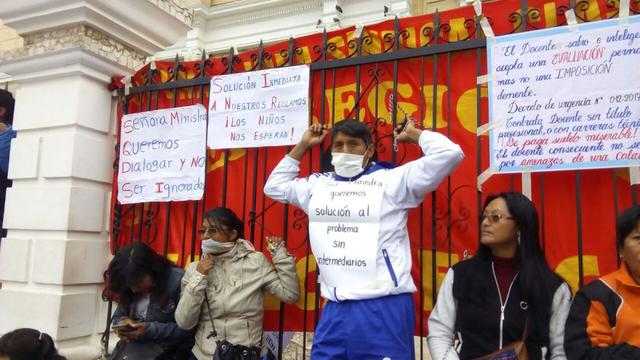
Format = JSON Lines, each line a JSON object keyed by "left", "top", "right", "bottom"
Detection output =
{"left": 104, "top": 242, "right": 194, "bottom": 359}
{"left": 428, "top": 191, "right": 572, "bottom": 359}
{"left": 564, "top": 205, "right": 640, "bottom": 360}
{"left": 0, "top": 329, "right": 65, "bottom": 360}
{"left": 175, "top": 207, "right": 300, "bottom": 360}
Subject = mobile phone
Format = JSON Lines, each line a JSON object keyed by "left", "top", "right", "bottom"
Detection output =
{"left": 112, "top": 324, "right": 136, "bottom": 332}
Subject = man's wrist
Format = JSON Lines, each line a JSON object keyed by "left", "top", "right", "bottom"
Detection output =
{"left": 289, "top": 142, "right": 310, "bottom": 160}
{"left": 409, "top": 128, "right": 423, "bottom": 143}
{"left": 296, "top": 142, "right": 310, "bottom": 153}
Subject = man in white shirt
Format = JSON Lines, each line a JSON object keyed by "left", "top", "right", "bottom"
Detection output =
{"left": 264, "top": 119, "right": 463, "bottom": 359}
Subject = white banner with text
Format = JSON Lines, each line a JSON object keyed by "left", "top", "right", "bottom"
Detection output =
{"left": 487, "top": 16, "right": 640, "bottom": 173}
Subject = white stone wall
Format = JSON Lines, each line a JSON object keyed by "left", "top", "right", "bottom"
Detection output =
{"left": 0, "top": 62, "right": 118, "bottom": 358}
{"left": 0, "top": 1, "right": 192, "bottom": 358}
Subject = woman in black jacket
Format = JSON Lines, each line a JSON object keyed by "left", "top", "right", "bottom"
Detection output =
{"left": 428, "top": 192, "right": 571, "bottom": 359}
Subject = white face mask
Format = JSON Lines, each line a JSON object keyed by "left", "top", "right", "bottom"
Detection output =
{"left": 201, "top": 239, "right": 236, "bottom": 254}
{"left": 331, "top": 152, "right": 366, "bottom": 178}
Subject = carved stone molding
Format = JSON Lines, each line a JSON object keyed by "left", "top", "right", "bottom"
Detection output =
{"left": 146, "top": 0, "right": 194, "bottom": 26}
{"left": 154, "top": 0, "right": 419, "bottom": 58}
{"left": 0, "top": 25, "right": 146, "bottom": 70}
{"left": 201, "top": 0, "right": 323, "bottom": 27}
{"left": 0, "top": 0, "right": 193, "bottom": 55}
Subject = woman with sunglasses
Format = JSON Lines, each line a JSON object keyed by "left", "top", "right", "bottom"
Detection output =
{"left": 428, "top": 192, "right": 572, "bottom": 359}
{"left": 175, "top": 207, "right": 300, "bottom": 360}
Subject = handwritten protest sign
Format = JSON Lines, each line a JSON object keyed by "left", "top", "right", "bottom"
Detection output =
{"left": 307, "top": 178, "right": 385, "bottom": 289}
{"left": 117, "top": 104, "right": 207, "bottom": 204}
{"left": 207, "top": 64, "right": 309, "bottom": 149}
{"left": 487, "top": 16, "right": 640, "bottom": 173}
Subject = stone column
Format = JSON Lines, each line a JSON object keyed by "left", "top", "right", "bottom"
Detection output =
{"left": 0, "top": 1, "right": 191, "bottom": 358}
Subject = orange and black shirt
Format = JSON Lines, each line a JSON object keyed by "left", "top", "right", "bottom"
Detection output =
{"left": 564, "top": 263, "right": 640, "bottom": 360}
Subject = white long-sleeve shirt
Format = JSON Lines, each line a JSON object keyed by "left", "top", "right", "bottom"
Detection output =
{"left": 264, "top": 130, "right": 464, "bottom": 302}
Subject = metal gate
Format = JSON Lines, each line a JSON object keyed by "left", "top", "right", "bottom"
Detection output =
{"left": 106, "top": 0, "right": 639, "bottom": 358}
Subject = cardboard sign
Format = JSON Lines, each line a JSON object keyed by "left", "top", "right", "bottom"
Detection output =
{"left": 308, "top": 178, "right": 385, "bottom": 289}
{"left": 207, "top": 65, "right": 310, "bottom": 149}
{"left": 117, "top": 104, "right": 207, "bottom": 204}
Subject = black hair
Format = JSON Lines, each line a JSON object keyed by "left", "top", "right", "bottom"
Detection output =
{"left": 330, "top": 119, "right": 372, "bottom": 147}
{"left": 476, "top": 192, "right": 567, "bottom": 341}
{"left": 616, "top": 205, "right": 640, "bottom": 252}
{"left": 202, "top": 207, "right": 244, "bottom": 240}
{"left": 102, "top": 242, "right": 176, "bottom": 314}
{"left": 0, "top": 89, "right": 15, "bottom": 126}
{"left": 0, "top": 328, "right": 66, "bottom": 360}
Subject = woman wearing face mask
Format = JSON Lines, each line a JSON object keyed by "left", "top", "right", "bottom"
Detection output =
{"left": 428, "top": 192, "right": 572, "bottom": 359}
{"left": 104, "top": 242, "right": 194, "bottom": 360}
{"left": 175, "top": 207, "right": 300, "bottom": 360}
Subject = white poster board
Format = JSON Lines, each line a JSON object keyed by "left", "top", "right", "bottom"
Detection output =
{"left": 307, "top": 179, "right": 385, "bottom": 289}
{"left": 117, "top": 104, "right": 207, "bottom": 204}
{"left": 487, "top": 16, "right": 640, "bottom": 173}
{"left": 207, "top": 64, "right": 310, "bottom": 149}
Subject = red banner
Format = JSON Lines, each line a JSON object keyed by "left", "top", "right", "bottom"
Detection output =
{"left": 111, "top": 0, "right": 639, "bottom": 334}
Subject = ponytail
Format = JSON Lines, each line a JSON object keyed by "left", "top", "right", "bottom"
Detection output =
{"left": 0, "top": 328, "right": 66, "bottom": 360}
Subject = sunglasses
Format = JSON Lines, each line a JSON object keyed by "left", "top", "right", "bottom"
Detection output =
{"left": 481, "top": 213, "right": 514, "bottom": 224}
{"left": 198, "top": 226, "right": 226, "bottom": 236}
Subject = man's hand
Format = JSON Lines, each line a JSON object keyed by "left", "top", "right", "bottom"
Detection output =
{"left": 394, "top": 120, "right": 422, "bottom": 144}
{"left": 300, "top": 123, "right": 328, "bottom": 148}
{"left": 289, "top": 124, "right": 329, "bottom": 161}
{"left": 196, "top": 254, "right": 215, "bottom": 275}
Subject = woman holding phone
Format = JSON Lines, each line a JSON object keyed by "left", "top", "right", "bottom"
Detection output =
{"left": 104, "top": 242, "right": 194, "bottom": 359}
{"left": 175, "top": 207, "right": 300, "bottom": 360}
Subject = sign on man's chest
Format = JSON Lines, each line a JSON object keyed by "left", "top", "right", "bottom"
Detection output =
{"left": 308, "top": 177, "right": 386, "bottom": 289}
